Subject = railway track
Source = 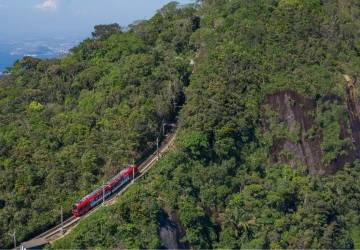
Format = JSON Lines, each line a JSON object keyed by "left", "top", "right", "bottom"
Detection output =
{"left": 20, "top": 132, "right": 176, "bottom": 249}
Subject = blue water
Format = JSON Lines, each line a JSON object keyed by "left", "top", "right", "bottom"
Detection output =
{"left": 0, "top": 51, "right": 19, "bottom": 73}
{"left": 0, "top": 38, "right": 81, "bottom": 74}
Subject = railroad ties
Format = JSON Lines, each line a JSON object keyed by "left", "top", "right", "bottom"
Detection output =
{"left": 19, "top": 132, "right": 176, "bottom": 250}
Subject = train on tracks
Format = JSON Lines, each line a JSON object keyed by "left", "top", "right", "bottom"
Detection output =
{"left": 72, "top": 164, "right": 140, "bottom": 217}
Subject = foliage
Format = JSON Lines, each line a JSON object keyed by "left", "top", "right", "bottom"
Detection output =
{"left": 0, "top": 2, "right": 194, "bottom": 247}
{"left": 3, "top": 0, "right": 360, "bottom": 249}
{"left": 92, "top": 23, "right": 122, "bottom": 40}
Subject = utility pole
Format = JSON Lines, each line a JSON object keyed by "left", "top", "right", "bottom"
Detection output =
{"left": 132, "top": 167, "right": 135, "bottom": 183}
{"left": 173, "top": 100, "right": 182, "bottom": 110}
{"left": 156, "top": 136, "right": 160, "bottom": 160}
{"left": 9, "top": 231, "right": 16, "bottom": 249}
{"left": 102, "top": 183, "right": 105, "bottom": 206}
{"left": 132, "top": 159, "right": 135, "bottom": 183}
{"left": 60, "top": 206, "right": 64, "bottom": 235}
{"left": 162, "top": 121, "right": 167, "bottom": 135}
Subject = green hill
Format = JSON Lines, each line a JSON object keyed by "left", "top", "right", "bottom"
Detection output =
{"left": 2, "top": 0, "right": 360, "bottom": 249}
{"left": 0, "top": 3, "right": 195, "bottom": 248}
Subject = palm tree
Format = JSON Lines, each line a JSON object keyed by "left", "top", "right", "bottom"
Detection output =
{"left": 229, "top": 207, "right": 256, "bottom": 241}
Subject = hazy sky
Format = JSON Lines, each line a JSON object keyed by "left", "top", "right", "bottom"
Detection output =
{"left": 0, "top": 0, "right": 193, "bottom": 41}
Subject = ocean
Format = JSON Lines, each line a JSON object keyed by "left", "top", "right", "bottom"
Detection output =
{"left": 0, "top": 38, "right": 81, "bottom": 74}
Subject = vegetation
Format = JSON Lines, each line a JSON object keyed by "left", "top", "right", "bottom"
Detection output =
{"left": 2, "top": 0, "right": 360, "bottom": 249}
{"left": 0, "top": 3, "right": 196, "bottom": 247}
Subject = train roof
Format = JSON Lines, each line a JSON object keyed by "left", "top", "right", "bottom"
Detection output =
{"left": 77, "top": 187, "right": 103, "bottom": 204}
{"left": 75, "top": 164, "right": 137, "bottom": 205}
{"left": 107, "top": 165, "right": 135, "bottom": 183}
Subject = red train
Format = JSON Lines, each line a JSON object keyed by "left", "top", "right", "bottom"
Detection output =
{"left": 72, "top": 164, "right": 139, "bottom": 217}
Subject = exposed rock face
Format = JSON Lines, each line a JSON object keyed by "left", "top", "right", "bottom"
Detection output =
{"left": 264, "top": 75, "right": 360, "bottom": 175}
{"left": 158, "top": 210, "right": 188, "bottom": 249}
{"left": 264, "top": 90, "right": 328, "bottom": 174}
{"left": 344, "top": 75, "right": 360, "bottom": 159}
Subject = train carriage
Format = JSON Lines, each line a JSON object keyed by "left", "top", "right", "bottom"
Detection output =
{"left": 72, "top": 164, "right": 139, "bottom": 217}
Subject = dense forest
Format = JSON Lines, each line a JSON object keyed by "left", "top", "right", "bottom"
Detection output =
{"left": 1, "top": 0, "right": 360, "bottom": 249}
{"left": 0, "top": 3, "right": 194, "bottom": 247}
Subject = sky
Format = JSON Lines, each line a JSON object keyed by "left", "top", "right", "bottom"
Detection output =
{"left": 0, "top": 0, "right": 193, "bottom": 41}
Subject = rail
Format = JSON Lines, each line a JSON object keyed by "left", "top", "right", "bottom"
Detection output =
{"left": 19, "top": 131, "right": 176, "bottom": 250}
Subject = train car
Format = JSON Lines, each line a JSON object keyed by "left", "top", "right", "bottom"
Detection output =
{"left": 72, "top": 164, "right": 139, "bottom": 217}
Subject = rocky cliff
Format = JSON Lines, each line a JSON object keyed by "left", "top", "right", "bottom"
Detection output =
{"left": 264, "top": 75, "right": 360, "bottom": 175}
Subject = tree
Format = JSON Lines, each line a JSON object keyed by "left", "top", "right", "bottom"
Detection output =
{"left": 92, "top": 23, "right": 122, "bottom": 40}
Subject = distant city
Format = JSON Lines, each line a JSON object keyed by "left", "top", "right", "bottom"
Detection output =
{"left": 0, "top": 37, "right": 82, "bottom": 74}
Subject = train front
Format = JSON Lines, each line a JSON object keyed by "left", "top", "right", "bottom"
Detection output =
{"left": 72, "top": 203, "right": 82, "bottom": 217}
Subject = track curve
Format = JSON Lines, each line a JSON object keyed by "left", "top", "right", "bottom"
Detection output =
{"left": 19, "top": 131, "right": 176, "bottom": 249}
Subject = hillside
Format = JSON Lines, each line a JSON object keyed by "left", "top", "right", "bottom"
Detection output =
{"left": 2, "top": 0, "right": 360, "bottom": 249}
{"left": 0, "top": 3, "right": 195, "bottom": 248}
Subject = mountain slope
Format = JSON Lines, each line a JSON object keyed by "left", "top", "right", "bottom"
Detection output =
{"left": 2, "top": 0, "right": 360, "bottom": 249}
{"left": 53, "top": 0, "right": 360, "bottom": 249}
{"left": 0, "top": 3, "right": 196, "bottom": 248}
